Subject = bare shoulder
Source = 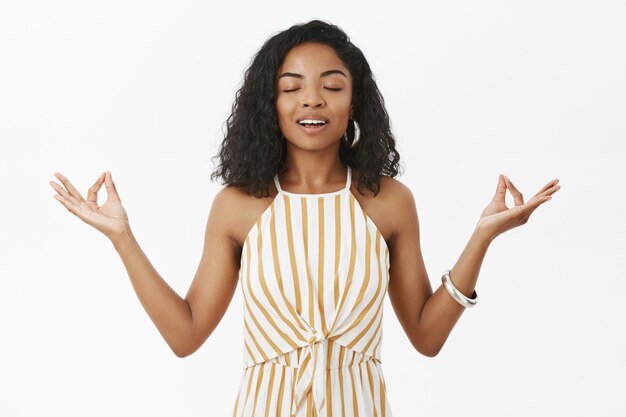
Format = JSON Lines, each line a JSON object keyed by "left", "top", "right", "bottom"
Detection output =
{"left": 379, "top": 175, "right": 413, "bottom": 199}
{"left": 350, "top": 170, "right": 416, "bottom": 245}
{"left": 213, "top": 183, "right": 278, "bottom": 249}
{"left": 378, "top": 175, "right": 417, "bottom": 243}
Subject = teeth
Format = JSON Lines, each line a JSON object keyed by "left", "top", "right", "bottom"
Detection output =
{"left": 299, "top": 119, "right": 326, "bottom": 125}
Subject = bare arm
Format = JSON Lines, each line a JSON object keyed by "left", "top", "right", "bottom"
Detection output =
{"left": 110, "top": 186, "right": 242, "bottom": 357}
{"left": 50, "top": 171, "right": 243, "bottom": 358}
{"left": 387, "top": 175, "right": 560, "bottom": 357}
{"left": 112, "top": 229, "right": 194, "bottom": 357}
{"left": 411, "top": 228, "right": 491, "bottom": 356}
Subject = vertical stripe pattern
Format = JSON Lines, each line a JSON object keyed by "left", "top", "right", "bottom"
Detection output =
{"left": 232, "top": 165, "right": 392, "bottom": 417}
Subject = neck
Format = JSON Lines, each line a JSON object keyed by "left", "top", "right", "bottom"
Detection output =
{"left": 280, "top": 158, "right": 347, "bottom": 189}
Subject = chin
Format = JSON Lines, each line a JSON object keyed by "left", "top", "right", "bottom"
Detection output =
{"left": 287, "top": 135, "right": 338, "bottom": 150}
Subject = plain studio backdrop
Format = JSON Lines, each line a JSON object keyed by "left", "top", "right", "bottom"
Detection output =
{"left": 1, "top": 1, "right": 624, "bottom": 416}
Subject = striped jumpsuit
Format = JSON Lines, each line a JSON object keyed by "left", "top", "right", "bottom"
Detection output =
{"left": 231, "top": 165, "right": 393, "bottom": 417}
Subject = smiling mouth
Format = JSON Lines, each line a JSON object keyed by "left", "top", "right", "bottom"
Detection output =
{"left": 297, "top": 121, "right": 329, "bottom": 134}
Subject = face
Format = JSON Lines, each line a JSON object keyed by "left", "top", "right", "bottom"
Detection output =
{"left": 275, "top": 42, "right": 353, "bottom": 150}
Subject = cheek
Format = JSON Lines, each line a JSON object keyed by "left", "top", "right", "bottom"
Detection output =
{"left": 275, "top": 101, "right": 294, "bottom": 133}
{"left": 330, "top": 93, "right": 352, "bottom": 112}
{"left": 275, "top": 97, "right": 293, "bottom": 119}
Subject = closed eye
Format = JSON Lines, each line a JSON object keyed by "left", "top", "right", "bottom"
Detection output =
{"left": 282, "top": 87, "right": 343, "bottom": 92}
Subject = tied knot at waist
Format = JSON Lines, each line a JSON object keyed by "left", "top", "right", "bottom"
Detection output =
{"left": 291, "top": 331, "right": 326, "bottom": 416}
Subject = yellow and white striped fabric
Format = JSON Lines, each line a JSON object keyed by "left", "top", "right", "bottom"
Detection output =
{"left": 231, "top": 165, "right": 393, "bottom": 417}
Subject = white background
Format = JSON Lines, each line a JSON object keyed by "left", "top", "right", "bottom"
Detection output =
{"left": 1, "top": 1, "right": 624, "bottom": 416}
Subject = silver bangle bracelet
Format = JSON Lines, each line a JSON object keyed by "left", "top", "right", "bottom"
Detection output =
{"left": 441, "top": 269, "right": 478, "bottom": 308}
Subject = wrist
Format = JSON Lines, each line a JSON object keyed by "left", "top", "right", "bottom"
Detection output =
{"left": 110, "top": 227, "right": 135, "bottom": 250}
{"left": 473, "top": 225, "right": 494, "bottom": 247}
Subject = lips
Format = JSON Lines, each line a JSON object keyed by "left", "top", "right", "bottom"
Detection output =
{"left": 297, "top": 121, "right": 329, "bottom": 134}
{"left": 297, "top": 115, "right": 329, "bottom": 123}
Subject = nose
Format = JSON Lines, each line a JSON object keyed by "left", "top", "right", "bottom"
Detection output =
{"left": 301, "top": 86, "right": 325, "bottom": 107}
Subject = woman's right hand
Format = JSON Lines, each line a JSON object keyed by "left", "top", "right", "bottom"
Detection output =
{"left": 49, "top": 171, "right": 130, "bottom": 242}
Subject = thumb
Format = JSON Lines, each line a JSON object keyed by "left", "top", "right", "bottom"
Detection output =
{"left": 104, "top": 171, "right": 122, "bottom": 202}
{"left": 493, "top": 174, "right": 507, "bottom": 202}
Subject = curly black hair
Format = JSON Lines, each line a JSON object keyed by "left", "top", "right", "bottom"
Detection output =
{"left": 210, "top": 19, "right": 403, "bottom": 198}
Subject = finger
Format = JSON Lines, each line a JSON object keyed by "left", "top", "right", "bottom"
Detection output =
{"left": 544, "top": 184, "right": 561, "bottom": 195}
{"left": 532, "top": 184, "right": 561, "bottom": 203}
{"left": 504, "top": 176, "right": 524, "bottom": 206}
{"left": 104, "top": 171, "right": 122, "bottom": 202}
{"left": 53, "top": 172, "right": 86, "bottom": 202}
{"left": 493, "top": 174, "right": 507, "bottom": 202}
{"left": 49, "top": 179, "right": 82, "bottom": 206}
{"left": 522, "top": 196, "right": 552, "bottom": 224}
{"left": 532, "top": 179, "right": 560, "bottom": 199}
{"left": 521, "top": 195, "right": 552, "bottom": 222}
{"left": 87, "top": 172, "right": 107, "bottom": 203}
{"left": 542, "top": 183, "right": 561, "bottom": 197}
{"left": 52, "top": 192, "right": 84, "bottom": 218}
{"left": 530, "top": 194, "right": 552, "bottom": 209}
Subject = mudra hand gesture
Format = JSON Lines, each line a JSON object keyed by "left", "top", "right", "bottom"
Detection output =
{"left": 477, "top": 174, "right": 561, "bottom": 241}
{"left": 49, "top": 171, "right": 129, "bottom": 241}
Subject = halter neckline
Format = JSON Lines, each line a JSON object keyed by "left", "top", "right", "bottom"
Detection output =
{"left": 274, "top": 166, "right": 352, "bottom": 197}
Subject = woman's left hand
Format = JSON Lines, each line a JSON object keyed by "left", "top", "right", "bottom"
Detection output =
{"left": 476, "top": 175, "right": 561, "bottom": 242}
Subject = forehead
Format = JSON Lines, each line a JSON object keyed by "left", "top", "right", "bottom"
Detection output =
{"left": 277, "top": 42, "right": 350, "bottom": 78}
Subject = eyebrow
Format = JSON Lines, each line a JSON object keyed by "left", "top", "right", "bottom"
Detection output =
{"left": 277, "top": 69, "right": 348, "bottom": 80}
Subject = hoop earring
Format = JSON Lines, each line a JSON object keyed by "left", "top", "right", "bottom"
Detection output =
{"left": 342, "top": 119, "right": 361, "bottom": 148}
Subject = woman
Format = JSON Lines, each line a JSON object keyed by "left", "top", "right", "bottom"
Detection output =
{"left": 49, "top": 19, "right": 560, "bottom": 417}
